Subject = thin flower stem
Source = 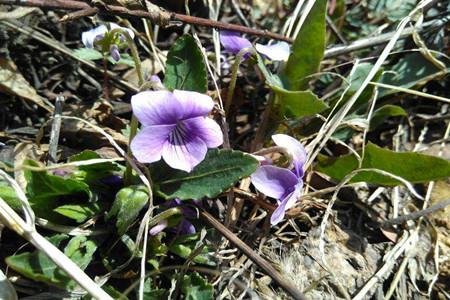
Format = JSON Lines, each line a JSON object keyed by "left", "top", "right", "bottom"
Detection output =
{"left": 225, "top": 47, "right": 254, "bottom": 116}
{"left": 251, "top": 91, "right": 276, "bottom": 151}
{"left": 102, "top": 55, "right": 110, "bottom": 101}
{"left": 113, "top": 29, "right": 145, "bottom": 186}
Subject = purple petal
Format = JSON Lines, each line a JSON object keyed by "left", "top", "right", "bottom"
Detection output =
{"left": 166, "top": 199, "right": 183, "bottom": 207}
{"left": 172, "top": 90, "right": 215, "bottom": 120}
{"left": 150, "top": 75, "right": 162, "bottom": 85}
{"left": 251, "top": 165, "right": 299, "bottom": 199}
{"left": 270, "top": 181, "right": 302, "bottom": 225}
{"left": 130, "top": 125, "right": 175, "bottom": 163}
{"left": 110, "top": 45, "right": 120, "bottom": 62}
{"left": 272, "top": 134, "right": 307, "bottom": 177}
{"left": 81, "top": 25, "right": 108, "bottom": 48}
{"left": 183, "top": 117, "right": 223, "bottom": 148}
{"left": 149, "top": 219, "right": 168, "bottom": 235}
{"left": 100, "top": 175, "right": 123, "bottom": 185}
{"left": 177, "top": 219, "right": 196, "bottom": 235}
{"left": 162, "top": 125, "right": 208, "bottom": 172}
{"left": 270, "top": 197, "right": 289, "bottom": 225}
{"left": 255, "top": 42, "right": 290, "bottom": 61}
{"left": 220, "top": 30, "right": 252, "bottom": 55}
{"left": 131, "top": 91, "right": 182, "bottom": 126}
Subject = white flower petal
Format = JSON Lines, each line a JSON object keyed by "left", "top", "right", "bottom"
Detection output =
{"left": 255, "top": 41, "right": 290, "bottom": 61}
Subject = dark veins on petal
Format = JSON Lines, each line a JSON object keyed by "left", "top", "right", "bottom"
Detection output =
{"left": 168, "top": 121, "right": 192, "bottom": 146}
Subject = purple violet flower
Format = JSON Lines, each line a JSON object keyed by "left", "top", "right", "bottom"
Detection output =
{"left": 81, "top": 23, "right": 135, "bottom": 62}
{"left": 130, "top": 90, "right": 223, "bottom": 172}
{"left": 219, "top": 31, "right": 252, "bottom": 55}
{"left": 220, "top": 30, "right": 291, "bottom": 61}
{"left": 251, "top": 134, "right": 307, "bottom": 225}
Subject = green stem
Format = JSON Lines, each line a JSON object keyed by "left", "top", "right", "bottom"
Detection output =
{"left": 225, "top": 47, "right": 254, "bottom": 116}
{"left": 148, "top": 207, "right": 183, "bottom": 228}
{"left": 251, "top": 91, "right": 277, "bottom": 151}
{"left": 110, "top": 29, "right": 145, "bottom": 185}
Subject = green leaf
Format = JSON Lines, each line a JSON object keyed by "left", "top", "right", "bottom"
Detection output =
{"left": 163, "top": 35, "right": 207, "bottom": 93}
{"left": 274, "top": 87, "right": 328, "bottom": 118}
{"left": 317, "top": 143, "right": 450, "bottom": 185}
{"left": 283, "top": 0, "right": 327, "bottom": 90}
{"left": 370, "top": 105, "right": 407, "bottom": 129}
{"left": 143, "top": 290, "right": 167, "bottom": 300}
{"left": 169, "top": 232, "right": 214, "bottom": 265}
{"left": 6, "top": 235, "right": 98, "bottom": 290}
{"left": 60, "top": 236, "right": 98, "bottom": 271}
{"left": 0, "top": 269, "right": 17, "bottom": 300}
{"left": 182, "top": 272, "right": 213, "bottom": 300}
{"left": 368, "top": 0, "right": 416, "bottom": 21}
{"left": 106, "top": 185, "right": 148, "bottom": 235}
{"left": 53, "top": 203, "right": 102, "bottom": 223}
{"left": 140, "top": 279, "right": 167, "bottom": 300}
{"left": 24, "top": 160, "right": 92, "bottom": 219}
{"left": 0, "top": 180, "right": 21, "bottom": 210}
{"left": 169, "top": 244, "right": 211, "bottom": 264}
{"left": 154, "top": 149, "right": 258, "bottom": 200}
{"left": 69, "top": 150, "right": 119, "bottom": 185}
{"left": 329, "top": 63, "right": 382, "bottom": 115}
{"left": 256, "top": 54, "right": 283, "bottom": 88}
{"left": 378, "top": 53, "right": 449, "bottom": 98}
{"left": 73, "top": 48, "right": 103, "bottom": 61}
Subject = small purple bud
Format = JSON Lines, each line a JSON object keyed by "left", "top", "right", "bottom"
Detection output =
{"left": 149, "top": 219, "right": 169, "bottom": 236}
{"left": 177, "top": 219, "right": 196, "bottom": 235}
{"left": 110, "top": 45, "right": 120, "bottom": 62}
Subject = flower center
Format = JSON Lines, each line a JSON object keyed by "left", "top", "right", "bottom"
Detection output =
{"left": 168, "top": 121, "right": 190, "bottom": 146}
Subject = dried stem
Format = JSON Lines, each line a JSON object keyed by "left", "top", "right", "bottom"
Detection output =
{"left": 102, "top": 56, "right": 110, "bottom": 101}
{"left": 200, "top": 209, "right": 307, "bottom": 300}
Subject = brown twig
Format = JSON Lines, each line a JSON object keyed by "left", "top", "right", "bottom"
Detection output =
{"left": 199, "top": 209, "right": 307, "bottom": 300}
{"left": 0, "top": 0, "right": 293, "bottom": 42}
{"left": 378, "top": 198, "right": 450, "bottom": 228}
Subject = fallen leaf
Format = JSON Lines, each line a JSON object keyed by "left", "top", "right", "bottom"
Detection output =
{"left": 0, "top": 58, "right": 53, "bottom": 112}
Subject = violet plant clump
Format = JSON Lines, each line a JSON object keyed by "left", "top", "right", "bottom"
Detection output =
{"left": 251, "top": 134, "right": 307, "bottom": 225}
{"left": 130, "top": 90, "right": 223, "bottom": 172}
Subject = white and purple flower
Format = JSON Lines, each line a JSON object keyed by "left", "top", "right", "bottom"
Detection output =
{"left": 81, "top": 23, "right": 134, "bottom": 62}
{"left": 220, "top": 30, "right": 291, "bottom": 61}
{"left": 130, "top": 90, "right": 223, "bottom": 172}
{"left": 251, "top": 134, "right": 307, "bottom": 225}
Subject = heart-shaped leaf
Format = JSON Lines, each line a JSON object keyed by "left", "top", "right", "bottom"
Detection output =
{"left": 6, "top": 235, "right": 98, "bottom": 290}
{"left": 154, "top": 149, "right": 258, "bottom": 200}
{"left": 164, "top": 35, "right": 207, "bottom": 93}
